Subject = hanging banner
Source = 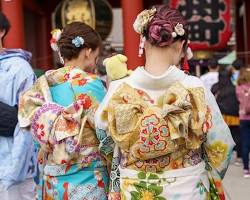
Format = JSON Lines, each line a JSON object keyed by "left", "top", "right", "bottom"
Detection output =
{"left": 169, "top": 0, "right": 232, "bottom": 50}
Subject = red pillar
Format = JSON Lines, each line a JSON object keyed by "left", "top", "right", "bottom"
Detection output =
{"left": 1, "top": 0, "right": 25, "bottom": 48}
{"left": 121, "top": 0, "right": 144, "bottom": 69}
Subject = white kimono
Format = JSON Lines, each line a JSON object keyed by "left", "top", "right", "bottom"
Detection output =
{"left": 95, "top": 66, "right": 235, "bottom": 200}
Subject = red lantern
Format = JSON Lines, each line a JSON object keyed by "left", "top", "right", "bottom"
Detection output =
{"left": 169, "top": 0, "right": 232, "bottom": 50}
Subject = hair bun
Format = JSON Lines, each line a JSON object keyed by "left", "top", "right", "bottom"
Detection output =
{"left": 146, "top": 5, "right": 188, "bottom": 47}
{"left": 148, "top": 19, "right": 173, "bottom": 47}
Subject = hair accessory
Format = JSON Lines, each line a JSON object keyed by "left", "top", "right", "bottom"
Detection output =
{"left": 172, "top": 23, "right": 185, "bottom": 38}
{"left": 133, "top": 7, "right": 157, "bottom": 35}
{"left": 50, "top": 29, "right": 64, "bottom": 64}
{"left": 72, "top": 36, "right": 84, "bottom": 48}
{"left": 138, "top": 36, "right": 146, "bottom": 57}
{"left": 50, "top": 29, "right": 62, "bottom": 52}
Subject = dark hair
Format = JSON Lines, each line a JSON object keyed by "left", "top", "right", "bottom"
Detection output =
{"left": 96, "top": 56, "right": 107, "bottom": 76}
{"left": 211, "top": 70, "right": 239, "bottom": 116}
{"left": 0, "top": 12, "right": 10, "bottom": 38}
{"left": 145, "top": 5, "right": 188, "bottom": 47}
{"left": 232, "top": 59, "right": 243, "bottom": 70}
{"left": 218, "top": 70, "right": 232, "bottom": 88}
{"left": 207, "top": 58, "right": 218, "bottom": 69}
{"left": 58, "top": 22, "right": 102, "bottom": 61}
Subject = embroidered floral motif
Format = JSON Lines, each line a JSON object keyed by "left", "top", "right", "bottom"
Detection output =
{"left": 78, "top": 79, "right": 87, "bottom": 86}
{"left": 77, "top": 93, "right": 92, "bottom": 110}
{"left": 31, "top": 103, "right": 63, "bottom": 144}
{"left": 183, "top": 150, "right": 202, "bottom": 167}
{"left": 139, "top": 114, "right": 169, "bottom": 154}
{"left": 141, "top": 114, "right": 160, "bottom": 127}
{"left": 134, "top": 156, "right": 170, "bottom": 172}
{"left": 72, "top": 73, "right": 81, "bottom": 79}
{"left": 206, "top": 141, "right": 228, "bottom": 168}
{"left": 55, "top": 118, "right": 78, "bottom": 134}
{"left": 64, "top": 73, "right": 70, "bottom": 82}
{"left": 65, "top": 137, "right": 80, "bottom": 153}
{"left": 128, "top": 172, "right": 166, "bottom": 200}
{"left": 203, "top": 106, "right": 212, "bottom": 133}
{"left": 95, "top": 170, "right": 105, "bottom": 188}
{"left": 136, "top": 89, "right": 154, "bottom": 104}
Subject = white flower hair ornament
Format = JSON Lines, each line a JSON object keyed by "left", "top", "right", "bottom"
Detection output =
{"left": 133, "top": 8, "right": 156, "bottom": 57}
{"left": 72, "top": 36, "right": 84, "bottom": 48}
{"left": 133, "top": 7, "right": 157, "bottom": 35}
{"left": 171, "top": 23, "right": 185, "bottom": 38}
{"left": 50, "top": 29, "right": 64, "bottom": 64}
{"left": 50, "top": 29, "right": 62, "bottom": 52}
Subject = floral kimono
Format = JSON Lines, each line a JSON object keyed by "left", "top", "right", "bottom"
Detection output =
{"left": 18, "top": 66, "right": 108, "bottom": 200}
{"left": 95, "top": 66, "right": 235, "bottom": 200}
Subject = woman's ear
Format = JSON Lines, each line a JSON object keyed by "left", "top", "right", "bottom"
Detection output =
{"left": 85, "top": 48, "right": 92, "bottom": 59}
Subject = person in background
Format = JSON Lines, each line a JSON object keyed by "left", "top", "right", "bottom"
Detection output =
{"left": 18, "top": 22, "right": 109, "bottom": 199}
{"left": 0, "top": 12, "right": 37, "bottom": 199}
{"left": 200, "top": 58, "right": 219, "bottom": 90}
{"left": 231, "top": 59, "right": 243, "bottom": 85}
{"left": 236, "top": 67, "right": 250, "bottom": 178}
{"left": 211, "top": 70, "right": 241, "bottom": 166}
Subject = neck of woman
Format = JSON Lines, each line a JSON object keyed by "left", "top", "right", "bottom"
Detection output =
{"left": 64, "top": 58, "right": 87, "bottom": 71}
{"left": 0, "top": 40, "right": 4, "bottom": 53}
{"left": 144, "top": 47, "right": 178, "bottom": 76}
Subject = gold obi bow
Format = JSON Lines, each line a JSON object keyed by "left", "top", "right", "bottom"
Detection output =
{"left": 104, "top": 83, "right": 209, "bottom": 165}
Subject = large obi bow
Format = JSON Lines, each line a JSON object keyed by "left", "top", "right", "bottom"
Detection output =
{"left": 104, "top": 83, "right": 211, "bottom": 164}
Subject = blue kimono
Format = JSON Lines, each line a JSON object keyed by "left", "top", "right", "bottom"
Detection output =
{"left": 18, "top": 66, "right": 108, "bottom": 199}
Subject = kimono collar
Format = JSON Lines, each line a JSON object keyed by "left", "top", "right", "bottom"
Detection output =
{"left": 0, "top": 48, "right": 32, "bottom": 62}
{"left": 129, "top": 65, "right": 186, "bottom": 90}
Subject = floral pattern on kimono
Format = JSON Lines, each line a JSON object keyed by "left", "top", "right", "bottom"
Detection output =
{"left": 96, "top": 78, "right": 234, "bottom": 200}
{"left": 18, "top": 66, "right": 108, "bottom": 200}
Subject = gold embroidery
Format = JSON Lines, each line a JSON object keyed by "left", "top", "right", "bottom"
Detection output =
{"left": 105, "top": 82, "right": 210, "bottom": 172}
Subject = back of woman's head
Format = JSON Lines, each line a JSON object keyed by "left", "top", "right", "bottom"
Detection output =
{"left": 134, "top": 4, "right": 188, "bottom": 47}
{"left": 238, "top": 67, "right": 250, "bottom": 85}
{"left": 218, "top": 70, "right": 232, "bottom": 87}
{"left": 58, "top": 22, "right": 102, "bottom": 61}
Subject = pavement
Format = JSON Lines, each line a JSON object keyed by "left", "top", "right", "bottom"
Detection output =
{"left": 223, "top": 163, "right": 250, "bottom": 200}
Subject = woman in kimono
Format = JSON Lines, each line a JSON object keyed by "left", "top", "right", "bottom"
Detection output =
{"left": 18, "top": 22, "right": 108, "bottom": 199}
{"left": 95, "top": 5, "right": 235, "bottom": 200}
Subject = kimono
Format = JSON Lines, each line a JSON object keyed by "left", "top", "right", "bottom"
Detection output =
{"left": 0, "top": 49, "right": 37, "bottom": 189}
{"left": 95, "top": 66, "right": 235, "bottom": 200}
{"left": 18, "top": 66, "right": 108, "bottom": 200}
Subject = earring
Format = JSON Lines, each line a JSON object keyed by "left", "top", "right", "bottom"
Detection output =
{"left": 138, "top": 36, "right": 146, "bottom": 57}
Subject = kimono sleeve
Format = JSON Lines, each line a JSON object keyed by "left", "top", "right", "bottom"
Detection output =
{"left": 204, "top": 89, "right": 235, "bottom": 179}
{"left": 95, "top": 80, "right": 123, "bottom": 199}
{"left": 95, "top": 81, "right": 119, "bottom": 157}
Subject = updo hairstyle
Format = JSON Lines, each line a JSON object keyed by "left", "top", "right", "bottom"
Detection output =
{"left": 58, "top": 22, "right": 102, "bottom": 61}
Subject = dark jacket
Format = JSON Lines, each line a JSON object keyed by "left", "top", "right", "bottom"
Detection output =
{"left": 211, "top": 78, "right": 239, "bottom": 116}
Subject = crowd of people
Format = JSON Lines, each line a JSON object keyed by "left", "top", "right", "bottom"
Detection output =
{"left": 200, "top": 58, "right": 250, "bottom": 179}
{"left": 0, "top": 3, "right": 244, "bottom": 200}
